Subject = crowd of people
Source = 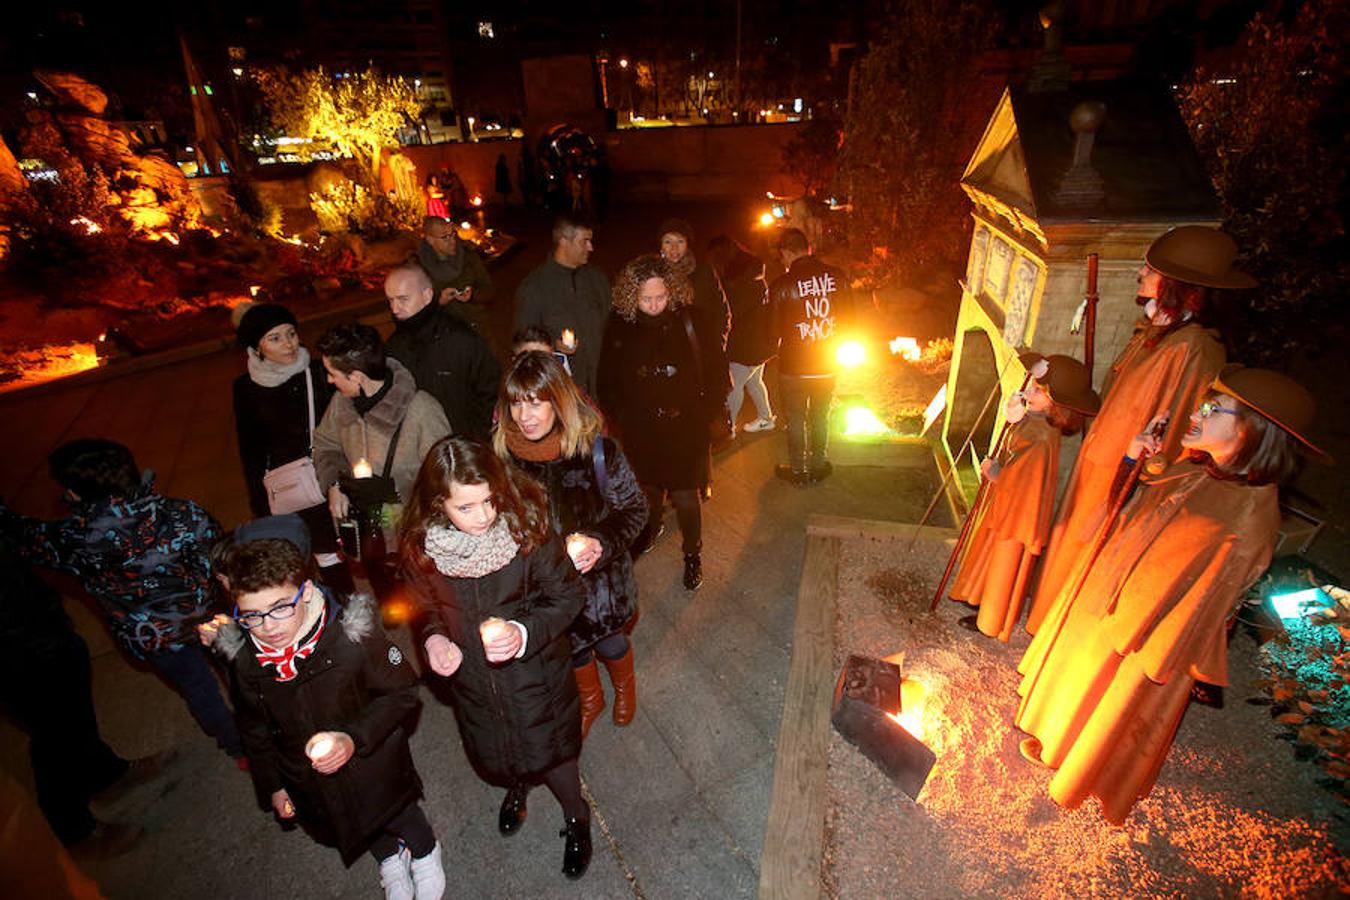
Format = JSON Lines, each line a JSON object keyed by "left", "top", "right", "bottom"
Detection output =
{"left": 0, "top": 212, "right": 1320, "bottom": 896}
{"left": 1, "top": 212, "right": 850, "bottom": 898}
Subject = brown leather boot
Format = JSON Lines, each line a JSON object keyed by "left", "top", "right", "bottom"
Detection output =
{"left": 574, "top": 659, "right": 606, "bottom": 739}
{"left": 602, "top": 647, "right": 637, "bottom": 726}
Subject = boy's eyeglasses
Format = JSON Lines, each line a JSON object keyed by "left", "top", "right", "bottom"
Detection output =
{"left": 1196, "top": 401, "right": 1239, "bottom": 420}
{"left": 233, "top": 584, "right": 305, "bottom": 630}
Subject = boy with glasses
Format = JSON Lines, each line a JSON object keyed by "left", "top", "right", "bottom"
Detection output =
{"left": 206, "top": 522, "right": 444, "bottom": 900}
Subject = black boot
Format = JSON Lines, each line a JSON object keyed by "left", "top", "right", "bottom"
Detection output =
{"left": 560, "top": 817, "right": 592, "bottom": 880}
{"left": 629, "top": 521, "right": 666, "bottom": 561}
{"left": 499, "top": 783, "right": 529, "bottom": 836}
{"left": 683, "top": 553, "right": 702, "bottom": 591}
{"left": 774, "top": 463, "right": 809, "bottom": 487}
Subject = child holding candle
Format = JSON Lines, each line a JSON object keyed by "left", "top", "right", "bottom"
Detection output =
{"left": 949, "top": 353, "right": 1100, "bottom": 640}
{"left": 207, "top": 524, "right": 444, "bottom": 900}
{"left": 399, "top": 436, "right": 593, "bottom": 880}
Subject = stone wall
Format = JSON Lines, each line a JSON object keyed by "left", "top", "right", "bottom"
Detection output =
{"left": 601, "top": 123, "right": 805, "bottom": 201}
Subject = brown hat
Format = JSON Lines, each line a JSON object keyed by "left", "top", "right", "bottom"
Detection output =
{"left": 1020, "top": 352, "right": 1101, "bottom": 416}
{"left": 1211, "top": 365, "right": 1325, "bottom": 458}
{"left": 1145, "top": 226, "right": 1257, "bottom": 290}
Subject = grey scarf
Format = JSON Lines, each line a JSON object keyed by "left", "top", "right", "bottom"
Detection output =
{"left": 424, "top": 518, "right": 520, "bottom": 579}
{"left": 247, "top": 346, "right": 311, "bottom": 388}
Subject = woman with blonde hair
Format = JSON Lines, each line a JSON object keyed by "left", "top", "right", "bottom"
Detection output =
{"left": 597, "top": 255, "right": 729, "bottom": 590}
{"left": 494, "top": 351, "right": 647, "bottom": 738}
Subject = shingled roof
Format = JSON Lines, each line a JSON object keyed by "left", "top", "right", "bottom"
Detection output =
{"left": 963, "top": 81, "right": 1220, "bottom": 225}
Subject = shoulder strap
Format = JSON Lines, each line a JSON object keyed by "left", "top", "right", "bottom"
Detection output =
{"left": 303, "top": 367, "right": 317, "bottom": 451}
{"left": 381, "top": 420, "right": 406, "bottom": 480}
{"left": 680, "top": 306, "right": 703, "bottom": 375}
{"left": 592, "top": 435, "right": 609, "bottom": 496}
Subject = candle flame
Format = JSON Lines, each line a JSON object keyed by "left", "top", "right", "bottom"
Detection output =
{"left": 561, "top": 328, "right": 576, "bottom": 349}
{"left": 352, "top": 458, "right": 373, "bottom": 478}
{"left": 307, "top": 735, "right": 335, "bottom": 760}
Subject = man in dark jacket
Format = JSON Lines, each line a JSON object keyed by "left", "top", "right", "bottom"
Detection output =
{"left": 384, "top": 263, "right": 500, "bottom": 438}
{"left": 769, "top": 228, "right": 850, "bottom": 485}
{"left": 415, "top": 216, "right": 494, "bottom": 338}
{"left": 514, "top": 215, "right": 611, "bottom": 396}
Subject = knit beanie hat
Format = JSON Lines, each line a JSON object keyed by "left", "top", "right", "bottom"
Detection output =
{"left": 233, "top": 514, "right": 313, "bottom": 558}
{"left": 235, "top": 302, "right": 298, "bottom": 351}
{"left": 658, "top": 218, "right": 695, "bottom": 246}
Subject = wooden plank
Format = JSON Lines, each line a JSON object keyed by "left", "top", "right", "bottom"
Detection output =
{"left": 807, "top": 513, "right": 957, "bottom": 545}
{"left": 758, "top": 534, "right": 840, "bottom": 900}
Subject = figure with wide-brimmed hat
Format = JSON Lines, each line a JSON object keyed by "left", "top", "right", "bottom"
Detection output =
{"left": 1026, "top": 226, "right": 1252, "bottom": 634}
{"left": 1015, "top": 367, "right": 1323, "bottom": 824}
{"left": 950, "top": 352, "right": 1101, "bottom": 641}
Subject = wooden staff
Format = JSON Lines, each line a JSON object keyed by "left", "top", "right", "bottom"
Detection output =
{"left": 1083, "top": 253, "right": 1099, "bottom": 380}
{"left": 929, "top": 371, "right": 1034, "bottom": 611}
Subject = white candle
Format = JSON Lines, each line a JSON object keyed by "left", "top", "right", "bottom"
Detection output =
{"left": 479, "top": 618, "right": 509, "bottom": 648}
{"left": 565, "top": 533, "right": 588, "bottom": 564}
{"left": 352, "top": 458, "right": 373, "bottom": 478}
{"left": 306, "top": 734, "right": 335, "bottom": 761}
{"left": 560, "top": 329, "right": 576, "bottom": 350}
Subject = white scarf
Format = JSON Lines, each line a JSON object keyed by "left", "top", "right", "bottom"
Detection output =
{"left": 247, "top": 346, "right": 312, "bottom": 388}
{"left": 424, "top": 518, "right": 520, "bottom": 579}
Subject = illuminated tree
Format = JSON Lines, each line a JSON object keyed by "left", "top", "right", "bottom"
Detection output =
{"left": 1178, "top": 0, "right": 1348, "bottom": 363}
{"left": 258, "top": 67, "right": 421, "bottom": 183}
{"left": 836, "top": 0, "right": 999, "bottom": 281}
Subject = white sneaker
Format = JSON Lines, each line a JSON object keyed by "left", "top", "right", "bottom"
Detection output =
{"left": 742, "top": 417, "right": 776, "bottom": 433}
{"left": 410, "top": 842, "right": 446, "bottom": 900}
{"left": 379, "top": 846, "right": 415, "bottom": 900}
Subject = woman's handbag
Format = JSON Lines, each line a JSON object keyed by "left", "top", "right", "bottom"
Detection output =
{"left": 263, "top": 369, "right": 327, "bottom": 514}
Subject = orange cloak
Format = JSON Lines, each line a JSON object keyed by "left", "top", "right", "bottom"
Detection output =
{"left": 950, "top": 415, "right": 1061, "bottom": 641}
{"left": 1026, "top": 322, "right": 1225, "bottom": 633}
{"left": 1015, "top": 461, "right": 1279, "bottom": 823}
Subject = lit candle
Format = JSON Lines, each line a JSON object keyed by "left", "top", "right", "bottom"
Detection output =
{"left": 352, "top": 458, "right": 373, "bottom": 478}
{"left": 565, "top": 533, "right": 588, "bottom": 565}
{"left": 306, "top": 734, "right": 335, "bottom": 761}
{"left": 560, "top": 329, "right": 576, "bottom": 351}
{"left": 479, "top": 617, "right": 509, "bottom": 649}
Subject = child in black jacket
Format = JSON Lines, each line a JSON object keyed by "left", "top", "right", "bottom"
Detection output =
{"left": 208, "top": 529, "right": 443, "bottom": 900}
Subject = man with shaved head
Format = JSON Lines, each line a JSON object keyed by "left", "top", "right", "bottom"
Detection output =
{"left": 383, "top": 263, "right": 499, "bottom": 437}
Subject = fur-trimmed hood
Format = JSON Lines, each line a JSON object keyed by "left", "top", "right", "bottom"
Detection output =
{"left": 210, "top": 591, "right": 378, "bottom": 661}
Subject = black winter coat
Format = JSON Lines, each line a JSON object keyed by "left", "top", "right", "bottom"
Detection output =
{"left": 509, "top": 437, "right": 648, "bottom": 653}
{"left": 596, "top": 305, "right": 731, "bottom": 490}
{"left": 408, "top": 536, "right": 586, "bottom": 782}
{"left": 385, "top": 304, "right": 500, "bottom": 439}
{"left": 218, "top": 592, "right": 422, "bottom": 865}
{"left": 721, "top": 248, "right": 775, "bottom": 365}
{"left": 770, "top": 254, "right": 853, "bottom": 377}
{"left": 688, "top": 260, "right": 731, "bottom": 350}
{"left": 232, "top": 357, "right": 337, "bottom": 551}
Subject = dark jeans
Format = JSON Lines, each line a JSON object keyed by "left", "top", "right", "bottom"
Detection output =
{"left": 643, "top": 485, "right": 701, "bottom": 555}
{"left": 780, "top": 374, "right": 835, "bottom": 471}
{"left": 146, "top": 643, "right": 244, "bottom": 757}
{"left": 0, "top": 632, "right": 128, "bottom": 844}
{"left": 572, "top": 632, "right": 629, "bottom": 668}
{"left": 368, "top": 802, "right": 437, "bottom": 861}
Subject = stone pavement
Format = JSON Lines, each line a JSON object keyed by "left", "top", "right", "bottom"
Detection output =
{"left": 0, "top": 202, "right": 946, "bottom": 899}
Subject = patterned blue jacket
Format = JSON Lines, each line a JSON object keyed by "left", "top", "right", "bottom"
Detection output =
{"left": 0, "top": 473, "right": 220, "bottom": 658}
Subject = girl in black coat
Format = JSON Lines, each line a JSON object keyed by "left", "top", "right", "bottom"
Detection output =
{"left": 400, "top": 437, "right": 594, "bottom": 881}
{"left": 708, "top": 235, "right": 776, "bottom": 433}
{"left": 597, "top": 255, "right": 730, "bottom": 591}
{"left": 209, "top": 535, "right": 442, "bottom": 899}
{"left": 231, "top": 302, "right": 350, "bottom": 590}
{"left": 494, "top": 352, "right": 648, "bottom": 739}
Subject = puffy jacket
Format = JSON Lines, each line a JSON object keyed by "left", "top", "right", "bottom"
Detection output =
{"left": 0, "top": 476, "right": 219, "bottom": 658}
{"left": 508, "top": 437, "right": 648, "bottom": 653}
{"left": 407, "top": 536, "right": 587, "bottom": 780}
{"left": 769, "top": 254, "right": 852, "bottom": 377}
{"left": 213, "top": 592, "right": 422, "bottom": 865}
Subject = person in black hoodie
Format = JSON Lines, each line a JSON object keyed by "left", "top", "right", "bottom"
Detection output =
{"left": 383, "top": 264, "right": 500, "bottom": 439}
{"left": 768, "top": 228, "right": 853, "bottom": 485}
{"left": 231, "top": 301, "right": 351, "bottom": 592}
{"left": 708, "top": 235, "right": 776, "bottom": 434}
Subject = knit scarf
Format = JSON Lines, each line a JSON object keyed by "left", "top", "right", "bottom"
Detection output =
{"left": 667, "top": 253, "right": 696, "bottom": 279}
{"left": 247, "top": 346, "right": 311, "bottom": 388}
{"left": 504, "top": 422, "right": 563, "bottom": 462}
{"left": 424, "top": 518, "right": 520, "bottom": 578}
{"left": 250, "top": 596, "right": 326, "bottom": 682}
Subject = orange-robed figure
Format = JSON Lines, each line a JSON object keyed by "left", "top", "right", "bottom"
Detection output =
{"left": 951, "top": 354, "right": 1100, "bottom": 641}
{"left": 1025, "top": 227, "right": 1252, "bottom": 633}
{"left": 1015, "top": 367, "right": 1320, "bottom": 824}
